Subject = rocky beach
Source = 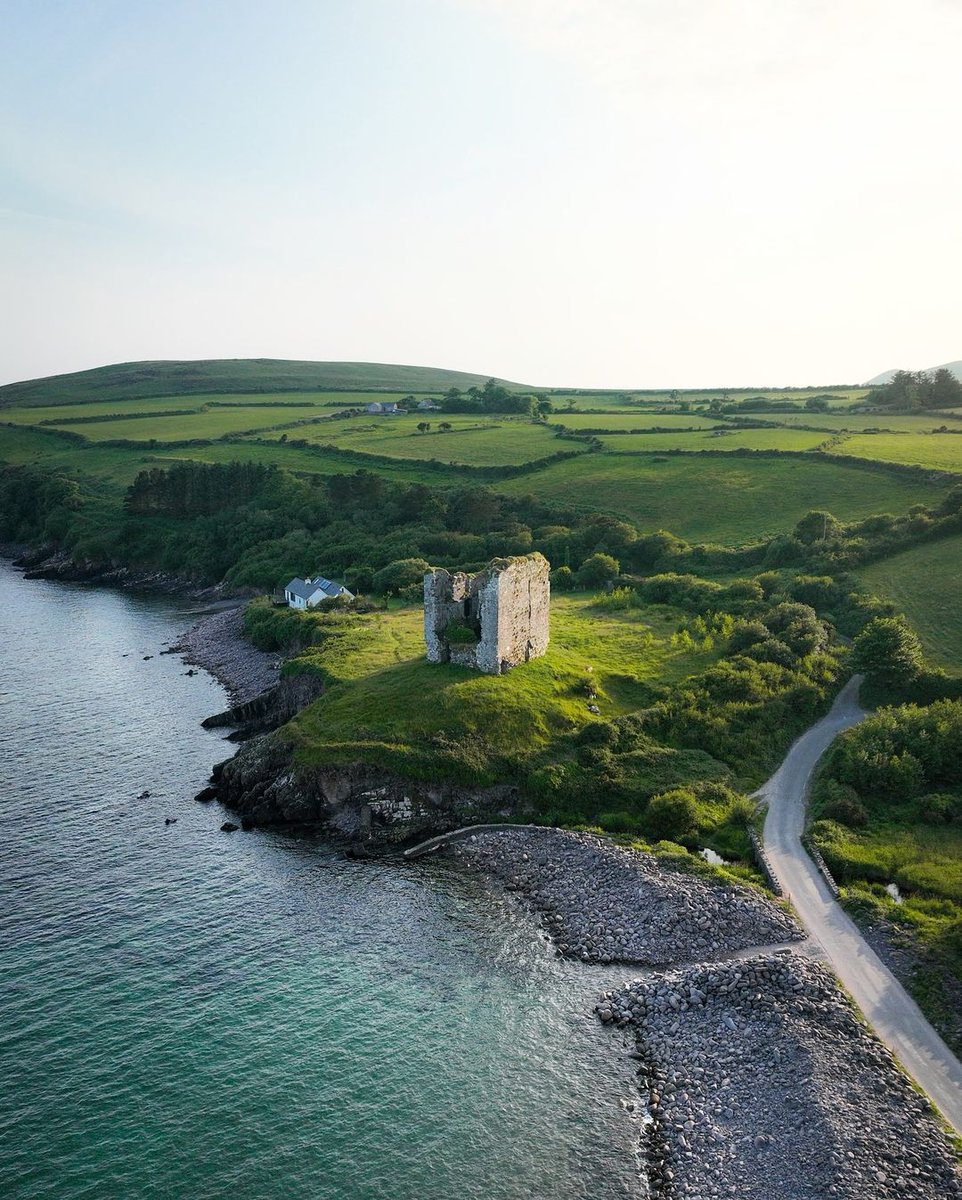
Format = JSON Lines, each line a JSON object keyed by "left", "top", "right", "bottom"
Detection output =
{"left": 445, "top": 828, "right": 962, "bottom": 1200}
{"left": 170, "top": 605, "right": 280, "bottom": 705}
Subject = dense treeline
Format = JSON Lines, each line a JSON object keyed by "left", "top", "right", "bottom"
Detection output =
{"left": 125, "top": 462, "right": 279, "bottom": 517}
{"left": 874, "top": 369, "right": 962, "bottom": 410}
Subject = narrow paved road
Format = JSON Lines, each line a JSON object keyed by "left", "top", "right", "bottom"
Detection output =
{"left": 759, "top": 675, "right": 962, "bottom": 1134}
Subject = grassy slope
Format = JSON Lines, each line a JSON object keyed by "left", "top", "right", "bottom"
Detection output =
{"left": 859, "top": 535, "right": 962, "bottom": 673}
{"left": 287, "top": 595, "right": 721, "bottom": 781}
{"left": 0, "top": 360, "right": 529, "bottom": 408}
{"left": 495, "top": 453, "right": 944, "bottom": 543}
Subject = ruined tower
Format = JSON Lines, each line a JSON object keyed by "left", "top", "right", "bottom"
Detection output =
{"left": 423, "top": 553, "right": 550, "bottom": 675}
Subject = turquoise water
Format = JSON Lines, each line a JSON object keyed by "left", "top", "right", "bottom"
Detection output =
{"left": 0, "top": 562, "right": 643, "bottom": 1199}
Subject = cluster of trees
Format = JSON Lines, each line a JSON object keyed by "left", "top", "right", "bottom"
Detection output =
{"left": 124, "top": 462, "right": 278, "bottom": 517}
{"left": 874, "top": 369, "right": 962, "bottom": 410}
{"left": 441, "top": 379, "right": 551, "bottom": 417}
{"left": 815, "top": 700, "right": 962, "bottom": 829}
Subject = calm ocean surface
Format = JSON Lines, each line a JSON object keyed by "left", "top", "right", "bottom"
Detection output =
{"left": 0, "top": 561, "right": 644, "bottom": 1200}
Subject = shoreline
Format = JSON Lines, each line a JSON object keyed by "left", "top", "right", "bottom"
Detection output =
{"left": 443, "top": 828, "right": 962, "bottom": 1199}
{"left": 169, "top": 606, "right": 281, "bottom": 707}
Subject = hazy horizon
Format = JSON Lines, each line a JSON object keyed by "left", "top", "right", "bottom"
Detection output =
{"left": 3, "top": 1, "right": 960, "bottom": 389}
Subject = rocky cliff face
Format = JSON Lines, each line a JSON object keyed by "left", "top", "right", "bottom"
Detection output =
{"left": 213, "top": 732, "right": 524, "bottom": 844}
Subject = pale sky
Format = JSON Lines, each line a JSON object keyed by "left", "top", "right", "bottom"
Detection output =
{"left": 2, "top": 0, "right": 960, "bottom": 389}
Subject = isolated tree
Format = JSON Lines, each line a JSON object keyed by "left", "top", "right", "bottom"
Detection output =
{"left": 438, "top": 421, "right": 452, "bottom": 431}
{"left": 928, "top": 368, "right": 962, "bottom": 409}
{"left": 851, "top": 616, "right": 924, "bottom": 690}
{"left": 372, "top": 557, "right": 431, "bottom": 595}
{"left": 416, "top": 421, "right": 431, "bottom": 433}
{"left": 805, "top": 395, "right": 830, "bottom": 412}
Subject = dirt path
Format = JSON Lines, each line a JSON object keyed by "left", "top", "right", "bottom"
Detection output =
{"left": 758, "top": 675, "right": 962, "bottom": 1134}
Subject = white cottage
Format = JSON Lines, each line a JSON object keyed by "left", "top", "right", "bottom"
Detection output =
{"left": 284, "top": 575, "right": 354, "bottom": 609}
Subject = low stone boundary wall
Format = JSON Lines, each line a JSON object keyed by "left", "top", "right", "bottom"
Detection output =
{"left": 802, "top": 835, "right": 842, "bottom": 899}
{"left": 746, "top": 826, "right": 783, "bottom": 896}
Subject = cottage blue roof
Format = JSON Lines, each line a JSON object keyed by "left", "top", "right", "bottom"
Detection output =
{"left": 285, "top": 575, "right": 353, "bottom": 601}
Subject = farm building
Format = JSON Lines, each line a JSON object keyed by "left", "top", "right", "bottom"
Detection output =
{"left": 365, "top": 401, "right": 400, "bottom": 415}
{"left": 284, "top": 576, "right": 354, "bottom": 609}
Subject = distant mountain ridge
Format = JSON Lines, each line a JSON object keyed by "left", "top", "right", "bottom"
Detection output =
{"left": 0, "top": 359, "right": 530, "bottom": 408}
{"left": 865, "top": 360, "right": 962, "bottom": 386}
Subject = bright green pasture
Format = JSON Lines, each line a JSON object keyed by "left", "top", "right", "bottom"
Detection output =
{"left": 0, "top": 422, "right": 469, "bottom": 488}
{"left": 764, "top": 412, "right": 959, "bottom": 433}
{"left": 596, "top": 428, "right": 828, "bottom": 453}
{"left": 2, "top": 398, "right": 209, "bottom": 424}
{"left": 835, "top": 433, "right": 962, "bottom": 473}
{"left": 859, "top": 535, "right": 962, "bottom": 673}
{"left": 153, "top": 440, "right": 470, "bottom": 485}
{"left": 545, "top": 388, "right": 872, "bottom": 410}
{"left": 47, "top": 406, "right": 337, "bottom": 442}
{"left": 553, "top": 412, "right": 721, "bottom": 431}
{"left": 260, "top": 415, "right": 566, "bottom": 467}
{"left": 497, "top": 453, "right": 946, "bottom": 544}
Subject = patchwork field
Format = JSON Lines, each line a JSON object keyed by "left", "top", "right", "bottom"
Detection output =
{"left": 762, "top": 412, "right": 961, "bottom": 433}
{"left": 552, "top": 412, "right": 722, "bottom": 431}
{"left": 859, "top": 534, "right": 962, "bottom": 673}
{"left": 257, "top": 415, "right": 568, "bottom": 466}
{"left": 595, "top": 428, "right": 829, "bottom": 453}
{"left": 42, "top": 406, "right": 339, "bottom": 442}
{"left": 835, "top": 432, "right": 962, "bottom": 474}
{"left": 495, "top": 453, "right": 946, "bottom": 544}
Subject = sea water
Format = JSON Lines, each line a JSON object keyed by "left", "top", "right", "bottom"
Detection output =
{"left": 0, "top": 561, "right": 644, "bottom": 1199}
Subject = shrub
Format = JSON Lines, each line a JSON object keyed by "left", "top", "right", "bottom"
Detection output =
{"left": 576, "top": 552, "right": 620, "bottom": 587}
{"left": 646, "top": 787, "right": 699, "bottom": 841}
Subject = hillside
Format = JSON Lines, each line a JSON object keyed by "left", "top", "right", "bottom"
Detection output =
{"left": 0, "top": 359, "right": 529, "bottom": 408}
{"left": 865, "top": 360, "right": 962, "bottom": 386}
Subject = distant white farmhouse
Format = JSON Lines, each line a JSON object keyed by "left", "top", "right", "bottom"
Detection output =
{"left": 365, "top": 401, "right": 400, "bottom": 415}
{"left": 284, "top": 575, "right": 354, "bottom": 609}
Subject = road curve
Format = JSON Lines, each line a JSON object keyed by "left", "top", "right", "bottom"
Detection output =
{"left": 758, "top": 674, "right": 962, "bottom": 1134}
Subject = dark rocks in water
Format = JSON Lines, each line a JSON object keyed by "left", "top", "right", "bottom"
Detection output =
{"left": 220, "top": 821, "right": 239, "bottom": 833}
{"left": 209, "top": 759, "right": 232, "bottom": 783}
{"left": 201, "top": 673, "right": 326, "bottom": 738}
{"left": 137, "top": 790, "right": 151, "bottom": 799}
{"left": 164, "top": 817, "right": 177, "bottom": 826}
{"left": 143, "top": 655, "right": 153, "bottom": 660}
{"left": 183, "top": 668, "right": 197, "bottom": 677}
{"left": 240, "top": 816, "right": 256, "bottom": 831}
{"left": 194, "top": 786, "right": 219, "bottom": 803}
{"left": 160, "top": 647, "right": 178, "bottom": 655}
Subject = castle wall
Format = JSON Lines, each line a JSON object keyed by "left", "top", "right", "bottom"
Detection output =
{"left": 423, "top": 553, "right": 550, "bottom": 674}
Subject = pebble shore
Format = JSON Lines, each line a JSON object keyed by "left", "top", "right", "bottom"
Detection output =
{"left": 451, "top": 828, "right": 803, "bottom": 964}
{"left": 171, "top": 607, "right": 280, "bottom": 705}
{"left": 449, "top": 828, "right": 962, "bottom": 1199}
{"left": 600, "top": 955, "right": 962, "bottom": 1199}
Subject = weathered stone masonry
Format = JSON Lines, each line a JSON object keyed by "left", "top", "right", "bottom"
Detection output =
{"left": 424, "top": 553, "right": 550, "bottom": 675}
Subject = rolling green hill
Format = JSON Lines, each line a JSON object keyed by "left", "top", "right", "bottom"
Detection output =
{"left": 0, "top": 359, "right": 529, "bottom": 408}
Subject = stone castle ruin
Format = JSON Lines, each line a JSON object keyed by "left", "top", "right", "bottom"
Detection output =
{"left": 424, "top": 553, "right": 550, "bottom": 675}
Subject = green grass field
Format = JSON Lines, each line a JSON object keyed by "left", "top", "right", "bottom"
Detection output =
{"left": 762, "top": 412, "right": 960, "bottom": 433}
{"left": 42, "top": 405, "right": 338, "bottom": 441}
{"left": 859, "top": 534, "right": 962, "bottom": 673}
{"left": 835, "top": 432, "right": 962, "bottom": 474}
{"left": 0, "top": 422, "right": 472, "bottom": 488}
{"left": 257, "top": 415, "right": 569, "bottom": 466}
{"left": 552, "top": 412, "right": 722, "bottom": 431}
{"left": 545, "top": 388, "right": 872, "bottom": 410}
{"left": 595, "top": 428, "right": 828, "bottom": 453}
{"left": 497, "top": 452, "right": 944, "bottom": 543}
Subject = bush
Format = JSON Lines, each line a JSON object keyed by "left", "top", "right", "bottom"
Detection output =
{"left": 576, "top": 552, "right": 620, "bottom": 587}
{"left": 646, "top": 787, "right": 699, "bottom": 841}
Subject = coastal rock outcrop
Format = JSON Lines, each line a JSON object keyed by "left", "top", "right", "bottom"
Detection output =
{"left": 214, "top": 732, "right": 525, "bottom": 841}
